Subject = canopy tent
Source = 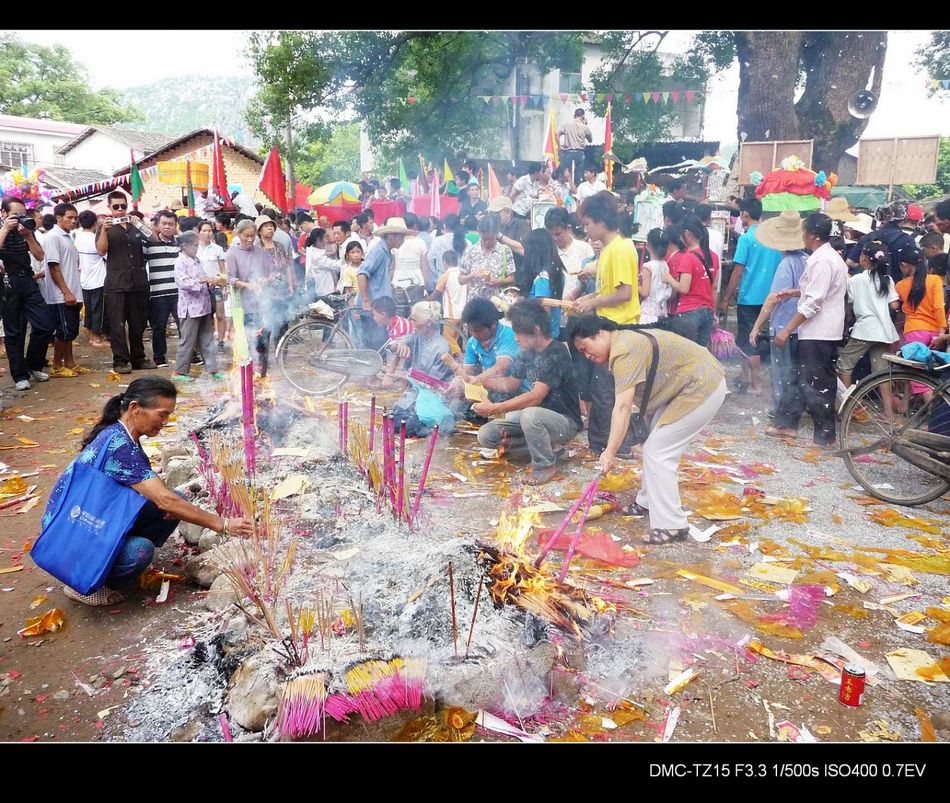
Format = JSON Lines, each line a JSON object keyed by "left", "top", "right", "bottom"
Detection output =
{"left": 308, "top": 181, "right": 360, "bottom": 206}
{"left": 831, "top": 185, "right": 888, "bottom": 211}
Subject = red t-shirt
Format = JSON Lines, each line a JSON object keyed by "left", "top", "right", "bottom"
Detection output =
{"left": 668, "top": 248, "right": 718, "bottom": 313}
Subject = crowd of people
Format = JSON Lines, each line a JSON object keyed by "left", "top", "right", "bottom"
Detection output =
{"left": 7, "top": 152, "right": 950, "bottom": 596}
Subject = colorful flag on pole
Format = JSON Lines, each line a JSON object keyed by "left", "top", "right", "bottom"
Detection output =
{"left": 486, "top": 163, "right": 503, "bottom": 200}
{"left": 542, "top": 110, "right": 559, "bottom": 167}
{"left": 429, "top": 170, "right": 441, "bottom": 218}
{"left": 259, "top": 146, "right": 287, "bottom": 213}
{"left": 185, "top": 159, "right": 195, "bottom": 215}
{"left": 443, "top": 159, "right": 454, "bottom": 184}
{"left": 209, "top": 125, "right": 234, "bottom": 211}
{"left": 129, "top": 148, "right": 142, "bottom": 209}
{"left": 603, "top": 101, "right": 614, "bottom": 191}
{"left": 398, "top": 157, "right": 410, "bottom": 194}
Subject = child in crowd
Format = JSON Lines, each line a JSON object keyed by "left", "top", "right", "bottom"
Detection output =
{"left": 896, "top": 245, "right": 948, "bottom": 399}
{"left": 838, "top": 240, "right": 901, "bottom": 412}
{"left": 432, "top": 250, "right": 467, "bottom": 323}
{"left": 920, "top": 231, "right": 945, "bottom": 264}
{"left": 337, "top": 240, "right": 364, "bottom": 301}
{"left": 371, "top": 295, "right": 414, "bottom": 341}
{"left": 639, "top": 228, "right": 672, "bottom": 325}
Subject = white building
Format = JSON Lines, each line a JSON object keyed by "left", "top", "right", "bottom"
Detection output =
{"left": 0, "top": 114, "right": 86, "bottom": 172}
{"left": 55, "top": 126, "right": 176, "bottom": 175}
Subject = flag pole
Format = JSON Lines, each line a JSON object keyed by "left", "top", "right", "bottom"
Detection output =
{"left": 129, "top": 148, "right": 138, "bottom": 212}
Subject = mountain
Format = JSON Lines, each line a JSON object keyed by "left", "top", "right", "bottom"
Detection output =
{"left": 118, "top": 75, "right": 260, "bottom": 146}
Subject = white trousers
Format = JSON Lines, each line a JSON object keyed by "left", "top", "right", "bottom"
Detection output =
{"left": 635, "top": 379, "right": 728, "bottom": 530}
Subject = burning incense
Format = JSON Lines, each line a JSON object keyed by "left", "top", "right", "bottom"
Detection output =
{"left": 448, "top": 562, "right": 458, "bottom": 657}
{"left": 409, "top": 424, "right": 439, "bottom": 526}
{"left": 240, "top": 363, "right": 256, "bottom": 475}
{"left": 533, "top": 474, "right": 601, "bottom": 569}
{"left": 465, "top": 574, "right": 484, "bottom": 659}
{"left": 368, "top": 396, "right": 377, "bottom": 453}
{"left": 338, "top": 400, "right": 344, "bottom": 453}
{"left": 219, "top": 712, "right": 233, "bottom": 743}
{"left": 396, "top": 420, "right": 407, "bottom": 519}
{"left": 557, "top": 479, "right": 600, "bottom": 583}
{"left": 342, "top": 399, "right": 349, "bottom": 457}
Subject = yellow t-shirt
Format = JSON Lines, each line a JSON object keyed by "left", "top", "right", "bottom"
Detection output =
{"left": 340, "top": 265, "right": 359, "bottom": 293}
{"left": 596, "top": 235, "right": 640, "bottom": 324}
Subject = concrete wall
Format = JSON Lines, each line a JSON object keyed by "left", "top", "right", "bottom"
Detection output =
{"left": 0, "top": 126, "right": 78, "bottom": 170}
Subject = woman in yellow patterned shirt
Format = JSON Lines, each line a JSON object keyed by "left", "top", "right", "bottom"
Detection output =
{"left": 573, "top": 315, "right": 727, "bottom": 544}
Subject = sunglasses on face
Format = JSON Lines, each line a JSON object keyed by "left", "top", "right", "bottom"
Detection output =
{"left": 111, "top": 204, "right": 128, "bottom": 210}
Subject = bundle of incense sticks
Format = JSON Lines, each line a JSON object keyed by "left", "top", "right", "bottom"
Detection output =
{"left": 276, "top": 672, "right": 329, "bottom": 740}
{"left": 240, "top": 362, "right": 256, "bottom": 475}
{"left": 343, "top": 659, "right": 402, "bottom": 722}
{"left": 406, "top": 367, "right": 452, "bottom": 393}
{"left": 534, "top": 474, "right": 601, "bottom": 570}
{"left": 396, "top": 420, "right": 407, "bottom": 519}
{"left": 409, "top": 425, "right": 439, "bottom": 525}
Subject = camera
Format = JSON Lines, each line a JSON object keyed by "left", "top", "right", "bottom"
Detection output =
{"left": 12, "top": 214, "right": 36, "bottom": 231}
{"left": 112, "top": 215, "right": 131, "bottom": 225}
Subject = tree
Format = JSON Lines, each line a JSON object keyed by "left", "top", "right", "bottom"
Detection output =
{"left": 903, "top": 138, "right": 950, "bottom": 199}
{"left": 0, "top": 34, "right": 142, "bottom": 125}
{"left": 916, "top": 31, "right": 950, "bottom": 96}
{"left": 689, "top": 31, "right": 887, "bottom": 174}
{"left": 296, "top": 123, "right": 362, "bottom": 187}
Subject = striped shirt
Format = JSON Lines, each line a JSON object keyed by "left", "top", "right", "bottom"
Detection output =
{"left": 143, "top": 237, "right": 180, "bottom": 298}
{"left": 796, "top": 242, "right": 848, "bottom": 341}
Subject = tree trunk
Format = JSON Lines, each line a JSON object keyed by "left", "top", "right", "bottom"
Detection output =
{"left": 735, "top": 32, "right": 802, "bottom": 142}
{"left": 795, "top": 31, "right": 888, "bottom": 173}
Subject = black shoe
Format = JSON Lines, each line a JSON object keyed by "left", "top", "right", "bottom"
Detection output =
{"left": 620, "top": 501, "right": 650, "bottom": 516}
{"left": 153, "top": 358, "right": 169, "bottom": 368}
{"left": 133, "top": 360, "right": 157, "bottom": 370}
{"left": 191, "top": 353, "right": 203, "bottom": 365}
{"left": 766, "top": 408, "right": 777, "bottom": 419}
{"left": 114, "top": 363, "right": 132, "bottom": 375}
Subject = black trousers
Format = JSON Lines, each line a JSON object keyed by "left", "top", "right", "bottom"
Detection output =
{"left": 2, "top": 274, "right": 54, "bottom": 381}
{"left": 587, "top": 361, "right": 643, "bottom": 455}
{"left": 775, "top": 338, "right": 838, "bottom": 445}
{"left": 105, "top": 290, "right": 148, "bottom": 368}
{"left": 148, "top": 293, "right": 179, "bottom": 363}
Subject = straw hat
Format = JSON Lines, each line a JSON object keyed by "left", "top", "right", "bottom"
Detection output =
{"left": 825, "top": 197, "right": 858, "bottom": 222}
{"left": 488, "top": 196, "right": 513, "bottom": 212}
{"left": 755, "top": 210, "right": 805, "bottom": 251}
{"left": 254, "top": 214, "right": 276, "bottom": 232}
{"left": 374, "top": 216, "right": 412, "bottom": 236}
{"left": 845, "top": 213, "right": 874, "bottom": 235}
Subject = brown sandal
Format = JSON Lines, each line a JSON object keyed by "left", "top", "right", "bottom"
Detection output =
{"left": 64, "top": 585, "right": 125, "bottom": 606}
{"left": 642, "top": 528, "right": 689, "bottom": 545}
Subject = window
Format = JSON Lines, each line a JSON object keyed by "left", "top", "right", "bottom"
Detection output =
{"left": 559, "top": 72, "right": 582, "bottom": 95}
{"left": 0, "top": 141, "right": 33, "bottom": 169}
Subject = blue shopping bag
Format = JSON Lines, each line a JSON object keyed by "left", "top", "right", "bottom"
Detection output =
{"left": 31, "top": 443, "right": 147, "bottom": 594}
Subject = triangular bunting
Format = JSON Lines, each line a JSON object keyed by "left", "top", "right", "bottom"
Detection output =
{"left": 671, "top": 91, "right": 680, "bottom": 102}
{"left": 662, "top": 92, "right": 671, "bottom": 104}
{"left": 519, "top": 95, "right": 528, "bottom": 107}
{"left": 589, "top": 93, "right": 598, "bottom": 103}
{"left": 482, "top": 96, "right": 492, "bottom": 105}
{"left": 943, "top": 80, "right": 950, "bottom": 90}
{"left": 579, "top": 91, "right": 588, "bottom": 101}
{"left": 931, "top": 80, "right": 940, "bottom": 90}
{"left": 624, "top": 93, "right": 632, "bottom": 104}
{"left": 560, "top": 93, "right": 569, "bottom": 103}
{"left": 606, "top": 93, "right": 614, "bottom": 103}
{"left": 651, "top": 92, "right": 662, "bottom": 103}
{"left": 642, "top": 92, "right": 651, "bottom": 104}
{"left": 685, "top": 90, "right": 696, "bottom": 103}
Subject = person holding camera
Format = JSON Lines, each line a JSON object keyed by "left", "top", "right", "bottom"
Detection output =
{"left": 96, "top": 191, "right": 157, "bottom": 375}
{"left": 0, "top": 197, "right": 55, "bottom": 390}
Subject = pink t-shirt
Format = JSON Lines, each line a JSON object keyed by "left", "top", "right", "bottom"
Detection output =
{"left": 668, "top": 248, "right": 718, "bottom": 314}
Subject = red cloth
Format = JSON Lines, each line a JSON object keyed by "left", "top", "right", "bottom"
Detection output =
{"left": 755, "top": 168, "right": 831, "bottom": 201}
{"left": 259, "top": 147, "right": 288, "bottom": 213}
{"left": 409, "top": 194, "right": 460, "bottom": 220}
{"left": 294, "top": 182, "right": 313, "bottom": 210}
{"left": 314, "top": 202, "right": 363, "bottom": 225}
{"left": 535, "top": 527, "right": 640, "bottom": 568}
{"left": 370, "top": 199, "right": 407, "bottom": 223}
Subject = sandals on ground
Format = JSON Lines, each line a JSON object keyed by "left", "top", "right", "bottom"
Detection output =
{"left": 620, "top": 501, "right": 650, "bottom": 516}
{"left": 64, "top": 585, "right": 126, "bottom": 606}
{"left": 642, "top": 527, "right": 689, "bottom": 545}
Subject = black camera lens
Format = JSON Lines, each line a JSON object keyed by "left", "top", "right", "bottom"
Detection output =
{"left": 13, "top": 214, "right": 36, "bottom": 231}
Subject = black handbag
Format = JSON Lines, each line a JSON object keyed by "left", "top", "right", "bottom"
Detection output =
{"left": 628, "top": 330, "right": 660, "bottom": 445}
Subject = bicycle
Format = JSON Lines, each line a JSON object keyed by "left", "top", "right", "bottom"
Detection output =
{"left": 275, "top": 294, "right": 467, "bottom": 396}
{"left": 838, "top": 352, "right": 950, "bottom": 506}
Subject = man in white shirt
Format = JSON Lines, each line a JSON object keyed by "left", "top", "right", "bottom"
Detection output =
{"left": 575, "top": 165, "right": 607, "bottom": 202}
{"left": 772, "top": 213, "right": 848, "bottom": 447}
{"left": 509, "top": 162, "right": 544, "bottom": 218}
{"left": 43, "top": 203, "right": 84, "bottom": 375}
{"left": 544, "top": 206, "right": 594, "bottom": 300}
{"left": 75, "top": 209, "right": 109, "bottom": 347}
{"left": 391, "top": 212, "right": 429, "bottom": 292}
{"left": 230, "top": 189, "right": 259, "bottom": 218}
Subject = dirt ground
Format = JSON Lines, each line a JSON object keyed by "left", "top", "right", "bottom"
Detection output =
{"left": 0, "top": 331, "right": 948, "bottom": 744}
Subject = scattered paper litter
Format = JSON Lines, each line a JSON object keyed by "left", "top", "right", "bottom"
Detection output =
{"left": 747, "top": 562, "right": 799, "bottom": 585}
{"left": 476, "top": 711, "right": 544, "bottom": 742}
{"left": 688, "top": 523, "right": 721, "bottom": 543}
{"left": 819, "top": 636, "right": 882, "bottom": 679}
{"left": 677, "top": 569, "right": 743, "bottom": 595}
{"left": 660, "top": 705, "right": 681, "bottom": 742}
{"left": 624, "top": 578, "right": 654, "bottom": 588}
{"left": 885, "top": 649, "right": 949, "bottom": 683}
{"left": 271, "top": 474, "right": 309, "bottom": 500}
{"left": 836, "top": 572, "right": 872, "bottom": 593}
{"left": 879, "top": 592, "right": 920, "bottom": 606}
{"left": 664, "top": 668, "right": 699, "bottom": 695}
{"left": 271, "top": 447, "right": 310, "bottom": 458}
{"left": 155, "top": 579, "right": 171, "bottom": 604}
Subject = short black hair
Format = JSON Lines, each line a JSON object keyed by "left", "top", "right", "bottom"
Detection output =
{"left": 355, "top": 213, "right": 370, "bottom": 228}
{"left": 78, "top": 209, "right": 97, "bottom": 229}
{"left": 403, "top": 212, "right": 420, "bottom": 230}
{"left": 107, "top": 190, "right": 126, "bottom": 204}
{"left": 371, "top": 296, "right": 397, "bottom": 316}
{"left": 668, "top": 178, "right": 687, "bottom": 193}
{"left": 157, "top": 209, "right": 178, "bottom": 222}
{"left": 662, "top": 199, "right": 685, "bottom": 225}
{"left": 333, "top": 219, "right": 351, "bottom": 234}
{"left": 508, "top": 299, "right": 551, "bottom": 336}
{"left": 53, "top": 202, "right": 77, "bottom": 218}
{"left": 803, "top": 212, "right": 833, "bottom": 241}
{"left": 179, "top": 216, "right": 201, "bottom": 232}
{"left": 215, "top": 212, "right": 232, "bottom": 227}
{"left": 42, "top": 213, "right": 57, "bottom": 230}
{"left": 461, "top": 296, "right": 503, "bottom": 328}
{"left": 933, "top": 199, "right": 950, "bottom": 221}
{"left": 296, "top": 212, "right": 313, "bottom": 225}
{"left": 578, "top": 190, "right": 620, "bottom": 230}
{"left": 525, "top": 161, "right": 544, "bottom": 176}
{"left": 574, "top": 108, "right": 585, "bottom": 118}
{"left": 544, "top": 206, "right": 572, "bottom": 231}
{"left": 920, "top": 231, "right": 944, "bottom": 249}
{"left": 694, "top": 203, "right": 712, "bottom": 223}
{"left": 740, "top": 198, "right": 763, "bottom": 221}
{"left": 261, "top": 208, "right": 279, "bottom": 220}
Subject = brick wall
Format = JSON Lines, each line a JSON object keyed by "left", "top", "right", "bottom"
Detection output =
{"left": 136, "top": 133, "right": 268, "bottom": 213}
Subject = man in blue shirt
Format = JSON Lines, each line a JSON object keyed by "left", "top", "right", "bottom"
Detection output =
{"left": 459, "top": 297, "right": 522, "bottom": 403}
{"left": 356, "top": 216, "right": 408, "bottom": 349}
{"left": 720, "top": 199, "right": 783, "bottom": 394}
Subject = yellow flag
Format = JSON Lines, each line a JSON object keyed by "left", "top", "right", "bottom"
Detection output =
{"left": 443, "top": 159, "right": 455, "bottom": 183}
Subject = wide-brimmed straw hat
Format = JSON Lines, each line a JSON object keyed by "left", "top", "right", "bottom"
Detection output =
{"left": 845, "top": 213, "right": 874, "bottom": 235}
{"left": 374, "top": 217, "right": 412, "bottom": 236}
{"left": 755, "top": 210, "right": 805, "bottom": 251}
{"left": 825, "top": 197, "right": 858, "bottom": 222}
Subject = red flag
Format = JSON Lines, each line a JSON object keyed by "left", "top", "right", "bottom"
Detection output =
{"left": 487, "top": 163, "right": 503, "bottom": 200}
{"left": 429, "top": 169, "right": 441, "bottom": 218}
{"left": 259, "top": 146, "right": 287, "bottom": 213}
{"left": 210, "top": 125, "right": 234, "bottom": 212}
{"left": 603, "top": 101, "right": 614, "bottom": 191}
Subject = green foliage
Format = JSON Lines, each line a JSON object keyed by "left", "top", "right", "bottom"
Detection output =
{"left": 296, "top": 122, "right": 362, "bottom": 186}
{"left": 916, "top": 31, "right": 950, "bottom": 95}
{"left": 0, "top": 34, "right": 142, "bottom": 125}
{"left": 903, "top": 138, "right": 950, "bottom": 198}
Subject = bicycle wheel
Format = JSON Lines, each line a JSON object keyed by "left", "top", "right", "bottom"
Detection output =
{"left": 840, "top": 369, "right": 950, "bottom": 505}
{"left": 440, "top": 320, "right": 467, "bottom": 357}
{"left": 276, "top": 321, "right": 354, "bottom": 396}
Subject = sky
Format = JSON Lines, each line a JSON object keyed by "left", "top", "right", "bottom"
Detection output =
{"left": 13, "top": 29, "right": 950, "bottom": 148}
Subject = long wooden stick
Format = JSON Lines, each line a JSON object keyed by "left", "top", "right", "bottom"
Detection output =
{"left": 448, "top": 562, "right": 458, "bottom": 657}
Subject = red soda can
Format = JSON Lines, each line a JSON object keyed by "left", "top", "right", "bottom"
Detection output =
{"left": 839, "top": 664, "right": 866, "bottom": 706}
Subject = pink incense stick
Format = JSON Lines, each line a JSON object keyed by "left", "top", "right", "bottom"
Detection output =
{"left": 387, "top": 414, "right": 397, "bottom": 505}
{"left": 396, "top": 420, "right": 407, "bottom": 518}
{"left": 338, "top": 401, "right": 344, "bottom": 453}
{"left": 219, "top": 712, "right": 233, "bottom": 742}
{"left": 534, "top": 473, "right": 601, "bottom": 568}
{"left": 342, "top": 400, "right": 349, "bottom": 457}
{"left": 409, "top": 425, "right": 439, "bottom": 525}
{"left": 368, "top": 396, "right": 377, "bottom": 453}
{"left": 241, "top": 363, "right": 256, "bottom": 475}
{"left": 557, "top": 478, "right": 600, "bottom": 583}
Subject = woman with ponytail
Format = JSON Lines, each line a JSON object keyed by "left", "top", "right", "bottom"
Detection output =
{"left": 43, "top": 377, "right": 253, "bottom": 606}
{"left": 662, "top": 215, "right": 718, "bottom": 347}
{"left": 837, "top": 240, "right": 900, "bottom": 396}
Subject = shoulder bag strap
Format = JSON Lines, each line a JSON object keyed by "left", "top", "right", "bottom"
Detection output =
{"left": 637, "top": 330, "right": 661, "bottom": 413}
